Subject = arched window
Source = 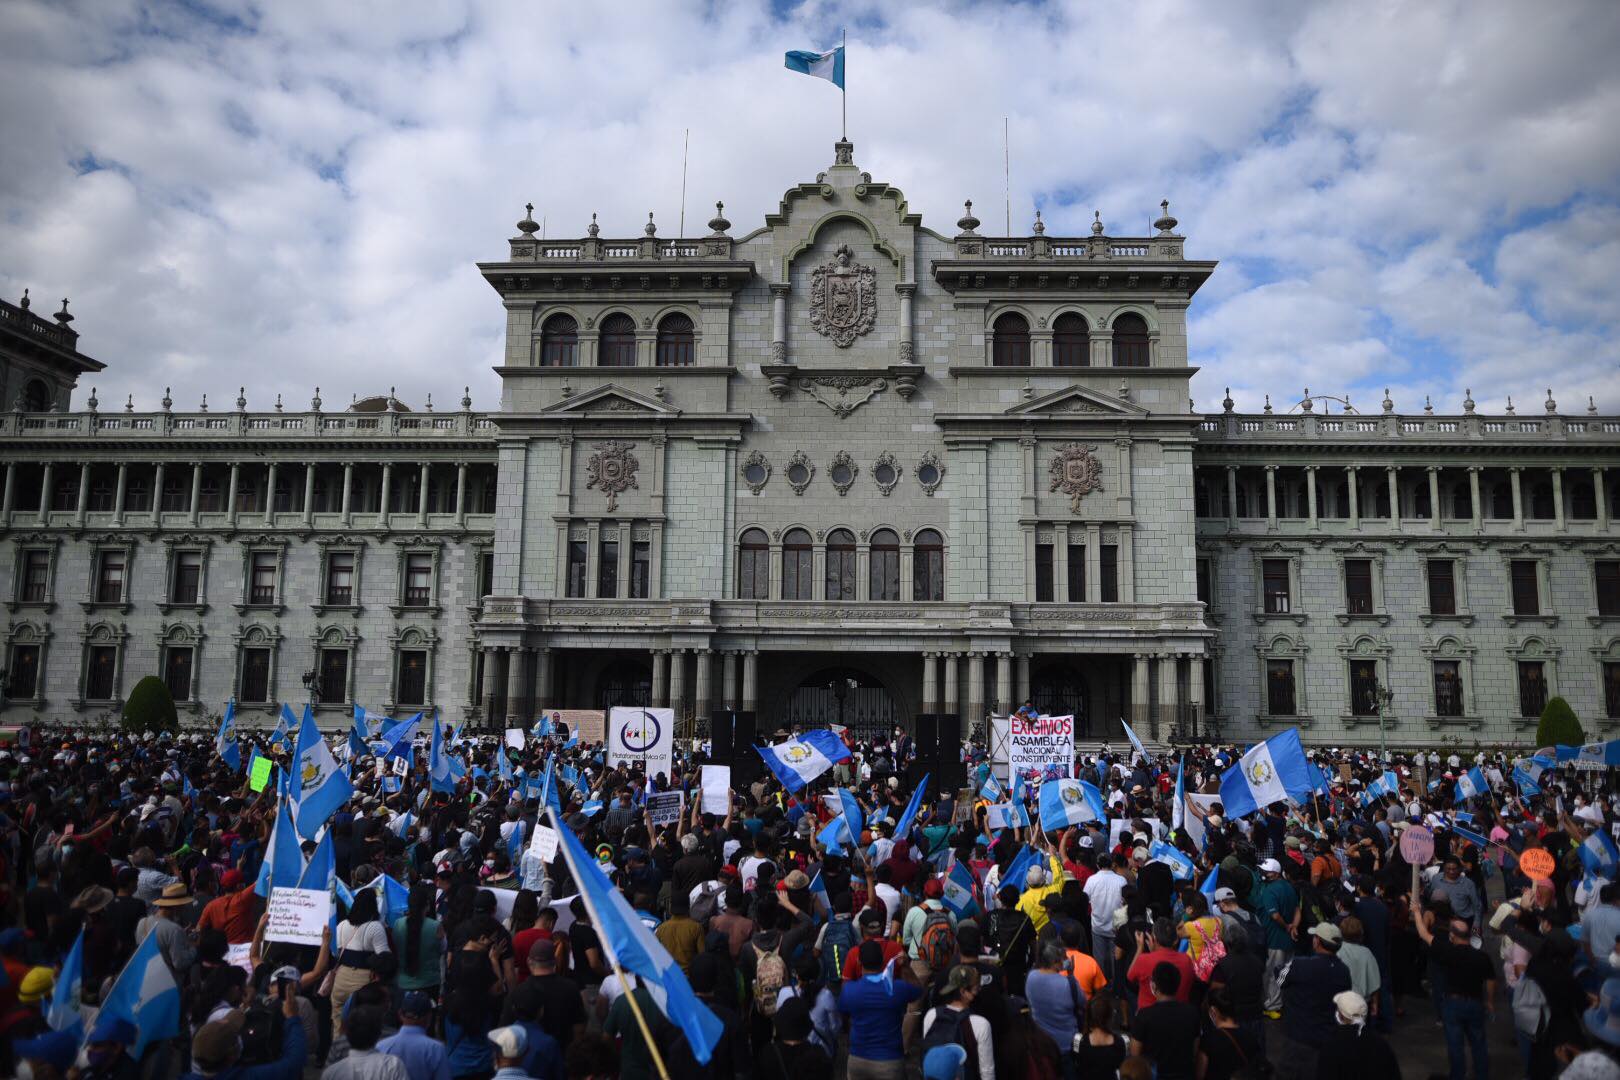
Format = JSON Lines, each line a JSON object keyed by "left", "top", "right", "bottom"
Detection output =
{"left": 825, "top": 529, "right": 856, "bottom": 601}
{"left": 539, "top": 314, "right": 578, "bottom": 367}
{"left": 22, "top": 379, "right": 51, "bottom": 412}
{"left": 1053, "top": 313, "right": 1090, "bottom": 367}
{"left": 656, "top": 313, "right": 695, "bottom": 367}
{"left": 913, "top": 529, "right": 944, "bottom": 601}
{"left": 991, "top": 313, "right": 1030, "bottom": 367}
{"left": 782, "top": 528, "right": 813, "bottom": 600}
{"left": 598, "top": 313, "right": 636, "bottom": 367}
{"left": 870, "top": 529, "right": 900, "bottom": 601}
{"left": 1111, "top": 313, "right": 1150, "bottom": 367}
{"left": 738, "top": 528, "right": 769, "bottom": 599}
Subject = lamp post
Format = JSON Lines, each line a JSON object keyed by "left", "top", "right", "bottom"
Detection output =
{"left": 301, "top": 668, "right": 319, "bottom": 709}
{"left": 1375, "top": 679, "right": 1394, "bottom": 760}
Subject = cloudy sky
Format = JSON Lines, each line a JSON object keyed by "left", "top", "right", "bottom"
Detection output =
{"left": 3, "top": 0, "right": 1618, "bottom": 415}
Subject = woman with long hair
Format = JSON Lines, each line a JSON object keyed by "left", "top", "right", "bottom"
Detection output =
{"left": 394, "top": 881, "right": 444, "bottom": 1009}
{"left": 330, "top": 885, "right": 390, "bottom": 1026}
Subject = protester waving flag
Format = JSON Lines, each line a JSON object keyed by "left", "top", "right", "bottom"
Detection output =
{"left": 1038, "top": 777, "right": 1106, "bottom": 831}
{"left": 215, "top": 702, "right": 241, "bottom": 772}
{"left": 273, "top": 704, "right": 297, "bottom": 750}
{"left": 255, "top": 799, "right": 306, "bottom": 898}
{"left": 1454, "top": 766, "right": 1488, "bottom": 803}
{"left": 547, "top": 808, "right": 723, "bottom": 1064}
{"left": 942, "top": 859, "right": 980, "bottom": 919}
{"left": 429, "top": 711, "right": 457, "bottom": 794}
{"left": 1199, "top": 865, "right": 1221, "bottom": 905}
{"left": 980, "top": 771, "right": 1005, "bottom": 803}
{"left": 1003, "top": 844, "right": 1042, "bottom": 896}
{"left": 377, "top": 712, "right": 420, "bottom": 763}
{"left": 1171, "top": 754, "right": 1187, "bottom": 830}
{"left": 756, "top": 730, "right": 851, "bottom": 792}
{"left": 97, "top": 928, "right": 181, "bottom": 1058}
{"left": 292, "top": 706, "right": 354, "bottom": 840}
{"left": 1581, "top": 828, "right": 1620, "bottom": 880}
{"left": 894, "top": 773, "right": 929, "bottom": 840}
{"left": 837, "top": 788, "right": 867, "bottom": 862}
{"left": 817, "top": 813, "right": 853, "bottom": 855}
{"left": 348, "top": 707, "right": 372, "bottom": 760}
{"left": 46, "top": 928, "right": 85, "bottom": 1038}
{"left": 1218, "top": 728, "right": 1315, "bottom": 818}
{"left": 297, "top": 829, "right": 340, "bottom": 934}
{"left": 1119, "top": 717, "right": 1151, "bottom": 763}
{"left": 1149, "top": 839, "right": 1196, "bottom": 882}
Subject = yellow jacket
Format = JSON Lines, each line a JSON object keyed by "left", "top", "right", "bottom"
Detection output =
{"left": 1016, "top": 854, "right": 1065, "bottom": 932}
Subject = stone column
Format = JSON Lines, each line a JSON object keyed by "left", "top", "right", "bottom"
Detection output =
{"left": 302, "top": 464, "right": 316, "bottom": 526}
{"left": 1386, "top": 466, "right": 1399, "bottom": 521}
{"left": 694, "top": 649, "right": 712, "bottom": 723}
{"left": 1131, "top": 654, "right": 1150, "bottom": 736}
{"left": 1226, "top": 466, "right": 1238, "bottom": 526}
{"left": 263, "top": 462, "right": 277, "bottom": 525}
{"left": 187, "top": 463, "right": 202, "bottom": 525}
{"left": 1468, "top": 466, "right": 1483, "bottom": 530}
{"left": 37, "top": 462, "right": 52, "bottom": 523}
{"left": 922, "top": 653, "right": 938, "bottom": 713}
{"left": 536, "top": 648, "right": 553, "bottom": 706}
{"left": 722, "top": 651, "right": 738, "bottom": 710}
{"left": 0, "top": 461, "right": 13, "bottom": 525}
{"left": 417, "top": 463, "right": 431, "bottom": 526}
{"left": 1016, "top": 653, "right": 1031, "bottom": 704}
{"left": 1510, "top": 466, "right": 1524, "bottom": 530}
{"left": 1115, "top": 438, "right": 1135, "bottom": 518}
{"left": 1053, "top": 524, "right": 1070, "bottom": 601}
{"left": 378, "top": 463, "right": 393, "bottom": 527}
{"left": 1346, "top": 466, "right": 1360, "bottom": 529}
{"left": 1155, "top": 654, "right": 1178, "bottom": 740}
{"left": 74, "top": 462, "right": 90, "bottom": 526}
{"left": 506, "top": 647, "right": 527, "bottom": 724}
{"left": 651, "top": 649, "right": 669, "bottom": 707}
{"left": 1118, "top": 523, "right": 1136, "bottom": 603}
{"left": 1428, "top": 466, "right": 1442, "bottom": 529}
{"left": 1085, "top": 523, "right": 1103, "bottom": 602}
{"left": 943, "top": 653, "right": 960, "bottom": 724}
{"left": 996, "top": 652, "right": 1013, "bottom": 714}
{"left": 1264, "top": 465, "right": 1277, "bottom": 530}
{"left": 112, "top": 463, "right": 127, "bottom": 526}
{"left": 455, "top": 461, "right": 468, "bottom": 526}
{"left": 1552, "top": 467, "right": 1565, "bottom": 528}
{"left": 150, "top": 462, "right": 163, "bottom": 522}
{"left": 1305, "top": 465, "right": 1318, "bottom": 530}
{"left": 482, "top": 646, "right": 502, "bottom": 720}
{"left": 967, "top": 653, "right": 985, "bottom": 727}
{"left": 769, "top": 283, "right": 790, "bottom": 362}
{"left": 1187, "top": 655, "right": 1205, "bottom": 736}
{"left": 225, "top": 462, "right": 240, "bottom": 528}
{"left": 742, "top": 651, "right": 758, "bottom": 712}
{"left": 340, "top": 462, "right": 354, "bottom": 526}
{"left": 896, "top": 283, "right": 916, "bottom": 362}
{"left": 1597, "top": 467, "right": 1610, "bottom": 530}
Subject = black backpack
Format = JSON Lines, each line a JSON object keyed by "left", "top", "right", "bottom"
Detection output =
{"left": 238, "top": 999, "right": 285, "bottom": 1066}
{"left": 821, "top": 915, "right": 858, "bottom": 984}
{"left": 921, "top": 1007, "right": 979, "bottom": 1079}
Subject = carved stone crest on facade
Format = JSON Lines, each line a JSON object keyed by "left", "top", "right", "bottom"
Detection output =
{"left": 829, "top": 450, "right": 858, "bottom": 496}
{"left": 741, "top": 450, "right": 771, "bottom": 495}
{"left": 1048, "top": 442, "right": 1103, "bottom": 513}
{"left": 585, "top": 440, "right": 639, "bottom": 512}
{"left": 796, "top": 375, "right": 887, "bottom": 419}
{"left": 785, "top": 450, "right": 815, "bottom": 496}
{"left": 808, "top": 244, "right": 877, "bottom": 348}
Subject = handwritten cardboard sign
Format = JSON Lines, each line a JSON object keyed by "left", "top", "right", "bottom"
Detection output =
{"left": 529, "top": 824, "right": 560, "bottom": 864}
{"left": 265, "top": 887, "right": 330, "bottom": 946}
{"left": 1519, "top": 848, "right": 1556, "bottom": 881}
{"left": 1399, "top": 825, "right": 1435, "bottom": 865}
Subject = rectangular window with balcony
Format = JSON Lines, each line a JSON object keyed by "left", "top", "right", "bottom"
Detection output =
{"left": 1349, "top": 660, "right": 1379, "bottom": 716}
{"left": 20, "top": 550, "right": 50, "bottom": 603}
{"left": 1100, "top": 544, "right": 1119, "bottom": 603}
{"left": 1518, "top": 661, "right": 1548, "bottom": 718}
{"left": 1344, "top": 559, "right": 1373, "bottom": 615}
{"left": 478, "top": 552, "right": 494, "bottom": 600}
{"left": 1266, "top": 659, "right": 1296, "bottom": 716}
{"left": 1606, "top": 663, "right": 1620, "bottom": 720}
{"left": 240, "top": 647, "right": 271, "bottom": 704}
{"left": 1068, "top": 546, "right": 1086, "bottom": 603}
{"left": 397, "top": 649, "right": 427, "bottom": 706}
{"left": 198, "top": 478, "right": 222, "bottom": 513}
{"left": 1597, "top": 561, "right": 1620, "bottom": 617}
{"left": 598, "top": 536, "right": 619, "bottom": 598}
{"left": 96, "top": 551, "right": 126, "bottom": 605}
{"left": 9, "top": 644, "right": 41, "bottom": 699}
{"left": 164, "top": 646, "right": 194, "bottom": 702}
{"left": 318, "top": 648, "right": 348, "bottom": 704}
{"left": 403, "top": 553, "right": 433, "bottom": 607}
{"left": 630, "top": 541, "right": 651, "bottom": 599}
{"left": 126, "top": 478, "right": 152, "bottom": 512}
{"left": 88, "top": 480, "right": 114, "bottom": 512}
{"left": 566, "top": 541, "right": 588, "bottom": 598}
{"left": 324, "top": 552, "right": 355, "bottom": 606}
{"left": 171, "top": 550, "right": 203, "bottom": 605}
{"left": 1262, "top": 559, "right": 1291, "bottom": 614}
{"left": 1433, "top": 660, "right": 1464, "bottom": 717}
{"left": 1427, "top": 560, "right": 1457, "bottom": 615}
{"left": 161, "top": 472, "right": 189, "bottom": 512}
{"left": 1511, "top": 560, "right": 1541, "bottom": 615}
{"left": 85, "top": 645, "right": 117, "bottom": 701}
{"left": 1035, "top": 543, "right": 1054, "bottom": 602}
{"left": 250, "top": 552, "right": 278, "bottom": 606}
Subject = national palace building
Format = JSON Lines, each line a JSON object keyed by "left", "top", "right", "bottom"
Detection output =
{"left": 3, "top": 139, "right": 1619, "bottom": 747}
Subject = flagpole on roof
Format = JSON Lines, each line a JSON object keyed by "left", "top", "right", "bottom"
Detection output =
{"left": 841, "top": 28, "right": 847, "bottom": 139}
{"left": 546, "top": 807, "right": 673, "bottom": 1080}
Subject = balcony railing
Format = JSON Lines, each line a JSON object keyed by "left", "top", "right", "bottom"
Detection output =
{"left": 0, "top": 408, "right": 496, "bottom": 440}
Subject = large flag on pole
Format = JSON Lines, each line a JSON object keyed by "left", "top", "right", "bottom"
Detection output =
{"left": 216, "top": 701, "right": 241, "bottom": 772}
{"left": 756, "top": 731, "right": 851, "bottom": 792}
{"left": 894, "top": 773, "right": 929, "bottom": 840}
{"left": 783, "top": 46, "right": 845, "bottom": 89}
{"left": 548, "top": 808, "right": 723, "bottom": 1063}
{"left": 97, "top": 928, "right": 181, "bottom": 1058}
{"left": 1217, "top": 728, "right": 1315, "bottom": 818}
{"left": 254, "top": 798, "right": 306, "bottom": 898}
{"left": 1119, "top": 717, "right": 1150, "bottom": 763}
{"left": 1171, "top": 755, "right": 1186, "bottom": 830}
{"left": 430, "top": 711, "right": 456, "bottom": 794}
{"left": 47, "top": 928, "right": 85, "bottom": 1037}
{"left": 292, "top": 706, "right": 353, "bottom": 840}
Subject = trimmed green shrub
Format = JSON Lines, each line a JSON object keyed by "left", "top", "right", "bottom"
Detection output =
{"left": 123, "top": 675, "right": 178, "bottom": 734}
{"left": 1535, "top": 695, "right": 1583, "bottom": 749}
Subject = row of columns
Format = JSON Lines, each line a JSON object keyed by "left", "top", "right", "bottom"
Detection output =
{"left": 482, "top": 645, "right": 763, "bottom": 725}
{"left": 0, "top": 460, "right": 479, "bottom": 530}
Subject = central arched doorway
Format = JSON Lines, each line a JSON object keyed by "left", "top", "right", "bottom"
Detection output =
{"left": 1030, "top": 661, "right": 1091, "bottom": 737}
{"left": 782, "top": 667, "right": 899, "bottom": 743}
{"left": 594, "top": 658, "right": 652, "bottom": 712}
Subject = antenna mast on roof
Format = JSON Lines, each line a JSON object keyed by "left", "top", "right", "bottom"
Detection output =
{"left": 679, "top": 128, "right": 689, "bottom": 239}
{"left": 1003, "top": 117, "right": 1011, "bottom": 235}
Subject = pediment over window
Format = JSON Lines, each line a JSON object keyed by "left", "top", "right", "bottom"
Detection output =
{"left": 540, "top": 384, "right": 680, "bottom": 416}
{"left": 1002, "top": 386, "right": 1148, "bottom": 417}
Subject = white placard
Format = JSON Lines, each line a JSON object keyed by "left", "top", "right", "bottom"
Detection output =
{"left": 701, "top": 765, "right": 731, "bottom": 816}
{"left": 530, "top": 824, "right": 559, "bottom": 864}
{"left": 608, "top": 706, "right": 675, "bottom": 780}
{"left": 265, "top": 887, "right": 330, "bottom": 946}
{"left": 505, "top": 728, "right": 526, "bottom": 751}
{"left": 1109, "top": 817, "right": 1165, "bottom": 851}
{"left": 226, "top": 942, "right": 254, "bottom": 974}
{"left": 1007, "top": 714, "right": 1075, "bottom": 781}
{"left": 479, "top": 886, "right": 517, "bottom": 923}
{"left": 647, "top": 791, "right": 684, "bottom": 827}
{"left": 393, "top": 755, "right": 408, "bottom": 777}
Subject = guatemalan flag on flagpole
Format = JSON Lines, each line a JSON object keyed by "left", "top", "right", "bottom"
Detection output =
{"left": 216, "top": 701, "right": 241, "bottom": 772}
{"left": 894, "top": 773, "right": 929, "bottom": 840}
{"left": 97, "top": 928, "right": 181, "bottom": 1058}
{"left": 783, "top": 46, "right": 845, "bottom": 89}
{"left": 1119, "top": 717, "right": 1150, "bottom": 763}
{"left": 1171, "top": 755, "right": 1187, "bottom": 830}
{"left": 1454, "top": 766, "right": 1488, "bottom": 804}
{"left": 1003, "top": 844, "right": 1041, "bottom": 896}
{"left": 757, "top": 730, "right": 851, "bottom": 792}
{"left": 255, "top": 798, "right": 306, "bottom": 899}
{"left": 941, "top": 859, "right": 979, "bottom": 919}
{"left": 430, "top": 712, "right": 457, "bottom": 794}
{"left": 47, "top": 928, "right": 84, "bottom": 1037}
{"left": 547, "top": 807, "right": 723, "bottom": 1064}
{"left": 1217, "top": 727, "right": 1316, "bottom": 818}
{"left": 292, "top": 707, "right": 354, "bottom": 840}
{"left": 1038, "top": 777, "right": 1107, "bottom": 832}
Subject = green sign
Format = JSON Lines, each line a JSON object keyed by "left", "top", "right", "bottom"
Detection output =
{"left": 250, "top": 756, "right": 274, "bottom": 792}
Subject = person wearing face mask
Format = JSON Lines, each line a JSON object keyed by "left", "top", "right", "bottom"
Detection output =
{"left": 76, "top": 1015, "right": 142, "bottom": 1080}
{"left": 1314, "top": 991, "right": 1400, "bottom": 1080}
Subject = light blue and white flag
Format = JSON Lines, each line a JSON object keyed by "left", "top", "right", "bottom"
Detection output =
{"left": 297, "top": 829, "right": 339, "bottom": 934}
{"left": 1368, "top": 770, "right": 1400, "bottom": 800}
{"left": 254, "top": 799, "right": 306, "bottom": 898}
{"left": 1037, "top": 777, "right": 1106, "bottom": 831}
{"left": 214, "top": 702, "right": 241, "bottom": 772}
{"left": 808, "top": 869, "right": 829, "bottom": 911}
{"left": 1452, "top": 823, "right": 1491, "bottom": 851}
{"left": 390, "top": 808, "right": 414, "bottom": 840}
{"left": 47, "top": 928, "right": 84, "bottom": 1037}
{"left": 1218, "top": 728, "right": 1315, "bottom": 818}
{"left": 498, "top": 746, "right": 514, "bottom": 783}
{"left": 292, "top": 707, "right": 353, "bottom": 840}
{"left": 783, "top": 46, "right": 845, "bottom": 89}
{"left": 756, "top": 730, "right": 851, "bottom": 793}
{"left": 378, "top": 712, "right": 420, "bottom": 763}
{"left": 349, "top": 707, "right": 376, "bottom": 760}
{"left": 837, "top": 789, "right": 866, "bottom": 863}
{"left": 1576, "top": 740, "right": 1620, "bottom": 768}
{"left": 1454, "top": 766, "right": 1488, "bottom": 804}
{"left": 1581, "top": 828, "right": 1620, "bottom": 881}
{"left": 942, "top": 859, "right": 979, "bottom": 919}
{"left": 817, "top": 813, "right": 853, "bottom": 855}
{"left": 894, "top": 773, "right": 928, "bottom": 840}
{"left": 1003, "top": 844, "right": 1042, "bottom": 896}
{"left": 273, "top": 704, "right": 297, "bottom": 750}
{"left": 97, "top": 928, "right": 181, "bottom": 1058}
{"left": 430, "top": 712, "right": 456, "bottom": 794}
{"left": 507, "top": 819, "right": 526, "bottom": 863}
{"left": 541, "top": 755, "right": 566, "bottom": 819}
{"left": 1199, "top": 864, "right": 1221, "bottom": 905}
{"left": 1119, "top": 717, "right": 1150, "bottom": 762}
{"left": 1171, "top": 755, "right": 1187, "bottom": 830}
{"left": 1149, "top": 839, "right": 1196, "bottom": 882}
{"left": 980, "top": 771, "right": 1005, "bottom": 803}
{"left": 1514, "top": 756, "right": 1551, "bottom": 797}
{"left": 548, "top": 808, "right": 724, "bottom": 1064}
{"left": 581, "top": 799, "right": 604, "bottom": 817}
{"left": 364, "top": 873, "right": 412, "bottom": 922}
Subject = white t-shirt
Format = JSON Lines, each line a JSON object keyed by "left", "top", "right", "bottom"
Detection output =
{"left": 875, "top": 883, "right": 902, "bottom": 929}
{"left": 1084, "top": 870, "right": 1127, "bottom": 935}
{"left": 740, "top": 855, "right": 770, "bottom": 891}
{"left": 923, "top": 1007, "right": 997, "bottom": 1080}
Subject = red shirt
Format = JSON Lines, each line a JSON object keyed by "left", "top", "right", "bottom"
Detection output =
{"left": 197, "top": 885, "right": 261, "bottom": 945}
{"left": 1125, "top": 946, "right": 1197, "bottom": 1011}
{"left": 841, "top": 938, "right": 904, "bottom": 982}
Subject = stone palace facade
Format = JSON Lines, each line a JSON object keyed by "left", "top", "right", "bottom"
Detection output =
{"left": 3, "top": 140, "right": 1618, "bottom": 747}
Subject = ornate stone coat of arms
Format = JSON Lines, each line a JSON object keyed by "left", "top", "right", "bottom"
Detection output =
{"left": 586, "top": 441, "right": 639, "bottom": 512}
{"left": 1048, "top": 443, "right": 1104, "bottom": 513}
{"left": 809, "top": 244, "right": 877, "bottom": 347}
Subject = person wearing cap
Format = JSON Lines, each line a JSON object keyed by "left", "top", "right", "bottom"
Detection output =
{"left": 1275, "top": 923, "right": 1352, "bottom": 1080}
{"left": 920, "top": 963, "right": 994, "bottom": 1080}
{"left": 138, "top": 880, "right": 199, "bottom": 976}
{"left": 500, "top": 938, "right": 586, "bottom": 1050}
{"left": 1413, "top": 895, "right": 1495, "bottom": 1080}
{"left": 0, "top": 964, "right": 52, "bottom": 1055}
{"left": 1315, "top": 989, "right": 1400, "bottom": 1080}
{"left": 180, "top": 980, "right": 306, "bottom": 1080}
{"left": 377, "top": 991, "right": 449, "bottom": 1080}
{"left": 1252, "top": 857, "right": 1298, "bottom": 1018}
{"left": 842, "top": 906, "right": 906, "bottom": 982}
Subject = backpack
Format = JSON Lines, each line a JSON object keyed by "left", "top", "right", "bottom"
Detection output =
{"left": 921, "top": 1007, "right": 980, "bottom": 1080}
{"left": 1512, "top": 975, "right": 1550, "bottom": 1038}
{"left": 237, "top": 999, "right": 285, "bottom": 1066}
{"left": 753, "top": 943, "right": 787, "bottom": 1016}
{"left": 1191, "top": 919, "right": 1227, "bottom": 983}
{"left": 690, "top": 881, "right": 724, "bottom": 925}
{"left": 918, "top": 909, "right": 958, "bottom": 972}
{"left": 821, "top": 915, "right": 858, "bottom": 984}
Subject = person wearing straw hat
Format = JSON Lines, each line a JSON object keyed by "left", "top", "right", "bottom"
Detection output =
{"left": 138, "top": 881, "right": 199, "bottom": 976}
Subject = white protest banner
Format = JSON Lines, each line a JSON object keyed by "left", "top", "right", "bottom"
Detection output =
{"left": 700, "top": 764, "right": 731, "bottom": 815}
{"left": 265, "top": 887, "right": 330, "bottom": 946}
{"left": 608, "top": 706, "right": 674, "bottom": 780}
{"left": 529, "top": 824, "right": 559, "bottom": 864}
{"left": 647, "top": 791, "right": 684, "bottom": 827}
{"left": 1110, "top": 817, "right": 1166, "bottom": 850}
{"left": 989, "top": 714, "right": 1011, "bottom": 782}
{"left": 1007, "top": 713, "right": 1074, "bottom": 780}
{"left": 505, "top": 728, "right": 526, "bottom": 751}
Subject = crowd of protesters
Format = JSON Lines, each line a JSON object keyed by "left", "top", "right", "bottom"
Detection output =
{"left": 3, "top": 706, "right": 1620, "bottom": 1080}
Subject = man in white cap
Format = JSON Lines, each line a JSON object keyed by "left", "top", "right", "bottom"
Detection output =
{"left": 486, "top": 1024, "right": 536, "bottom": 1080}
{"left": 1213, "top": 886, "right": 1257, "bottom": 952}
{"left": 1315, "top": 990, "right": 1400, "bottom": 1080}
{"left": 1251, "top": 858, "right": 1299, "bottom": 1018}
